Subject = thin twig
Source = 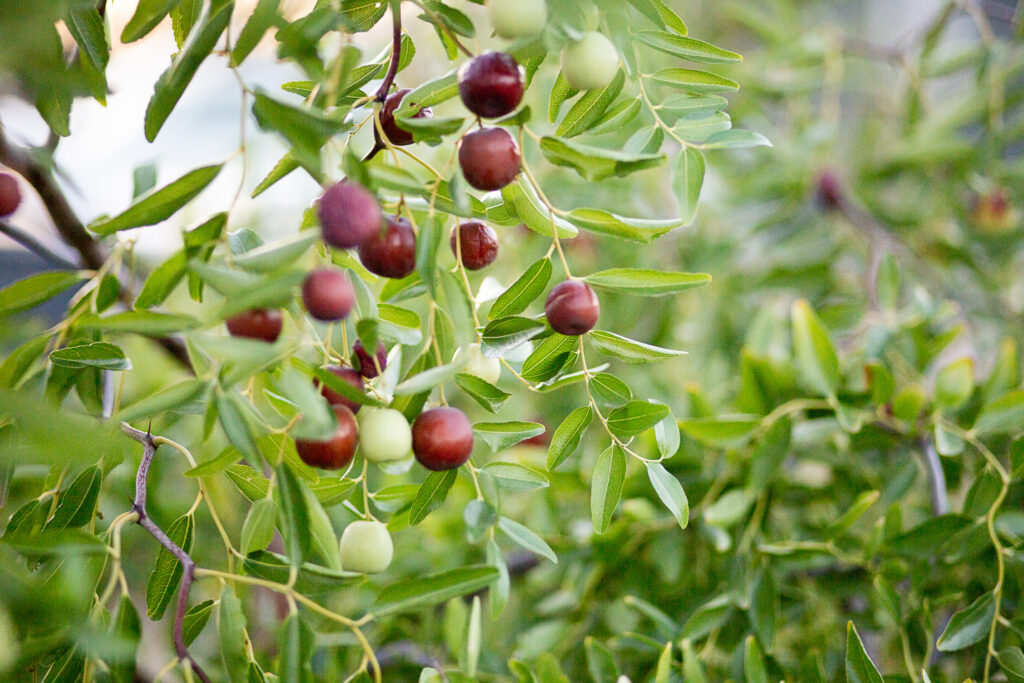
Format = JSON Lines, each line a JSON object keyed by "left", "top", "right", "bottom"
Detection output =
{"left": 0, "top": 219, "right": 80, "bottom": 269}
{"left": 917, "top": 435, "right": 949, "bottom": 515}
{"left": 121, "top": 424, "right": 212, "bottom": 683}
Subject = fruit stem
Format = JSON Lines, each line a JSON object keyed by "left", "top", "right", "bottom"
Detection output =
{"left": 374, "top": 2, "right": 403, "bottom": 103}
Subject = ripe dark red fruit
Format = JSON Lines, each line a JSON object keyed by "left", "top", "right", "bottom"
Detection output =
{"left": 459, "top": 128, "right": 520, "bottom": 191}
{"left": 302, "top": 268, "right": 355, "bottom": 321}
{"left": 412, "top": 407, "right": 474, "bottom": 471}
{"left": 353, "top": 340, "right": 387, "bottom": 379}
{"left": 458, "top": 52, "right": 525, "bottom": 119}
{"left": 816, "top": 170, "right": 843, "bottom": 209}
{"left": 0, "top": 173, "right": 21, "bottom": 217}
{"left": 357, "top": 215, "right": 417, "bottom": 279}
{"left": 295, "top": 405, "right": 358, "bottom": 470}
{"left": 450, "top": 221, "right": 498, "bottom": 270}
{"left": 375, "top": 89, "right": 432, "bottom": 147}
{"left": 226, "top": 309, "right": 283, "bottom": 342}
{"left": 318, "top": 181, "right": 383, "bottom": 249}
{"left": 545, "top": 280, "right": 599, "bottom": 335}
{"left": 319, "top": 365, "right": 365, "bottom": 414}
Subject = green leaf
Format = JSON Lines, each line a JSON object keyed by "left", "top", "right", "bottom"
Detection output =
{"left": 231, "top": 231, "right": 318, "bottom": 273}
{"left": 749, "top": 569, "right": 777, "bottom": 649}
{"left": 253, "top": 92, "right": 345, "bottom": 175}
{"left": 243, "top": 550, "right": 362, "bottom": 595}
{"left": 77, "top": 311, "right": 201, "bottom": 336}
{"left": 240, "top": 496, "right": 277, "bottom": 554}
{"left": 589, "top": 330, "right": 685, "bottom": 364}
{"left": 217, "top": 391, "right": 260, "bottom": 460}
{"left": 372, "top": 565, "right": 499, "bottom": 617}
{"left": 846, "top": 622, "right": 884, "bottom": 683}
{"left": 646, "top": 462, "right": 688, "bottom": 528}
{"left": 827, "top": 490, "right": 880, "bottom": 539}
{"left": 743, "top": 635, "right": 768, "bottom": 683}
{"left": 50, "top": 342, "right": 131, "bottom": 371}
{"left": 584, "top": 268, "right": 710, "bottom": 295}
{"left": 0, "top": 334, "right": 49, "bottom": 389}
{"left": 671, "top": 147, "right": 705, "bottom": 225}
{"left": 455, "top": 374, "right": 511, "bottom": 413}
{"left": 217, "top": 583, "right": 248, "bottom": 683}
{"left": 547, "top": 406, "right": 594, "bottom": 470}
{"left": 585, "top": 637, "right": 618, "bottom": 682}
{"left": 998, "top": 647, "right": 1024, "bottom": 681}
{"left": 122, "top": 0, "right": 179, "bottom": 42}
{"left": 498, "top": 517, "right": 557, "bottom": 563}
{"left": 410, "top": 470, "right": 458, "bottom": 526}
{"left": 146, "top": 514, "right": 194, "bottom": 620}
{"left": 0, "top": 271, "right": 85, "bottom": 318}
{"left": 539, "top": 136, "right": 665, "bottom": 182}
{"left": 91, "top": 165, "right": 223, "bottom": 234}
{"left": 648, "top": 68, "right": 739, "bottom": 93}
{"left": 565, "top": 208, "right": 681, "bottom": 243}
{"left": 588, "top": 99, "right": 642, "bottom": 136}
{"left": 700, "top": 129, "right": 772, "bottom": 149}
{"left": 791, "top": 299, "right": 839, "bottom": 396}
{"left": 482, "top": 461, "right": 549, "bottom": 491}
{"left": 481, "top": 316, "right": 547, "bottom": 358}
{"left": 473, "top": 421, "right": 545, "bottom": 452}
{"left": 144, "top": 0, "right": 235, "bottom": 141}
{"left": 419, "top": 0, "right": 474, "bottom": 37}
{"left": 548, "top": 71, "right": 578, "bottom": 123}
{"left": 937, "top": 592, "right": 995, "bottom": 651}
{"left": 275, "top": 463, "right": 312, "bottom": 564}
{"left": 109, "top": 595, "right": 141, "bottom": 683}
{"left": 975, "top": 390, "right": 1024, "bottom": 435}
{"left": 66, "top": 5, "right": 109, "bottom": 72}
{"left": 634, "top": 31, "right": 742, "bottom": 63}
{"left": 231, "top": 0, "right": 282, "bottom": 65}
{"left": 607, "top": 401, "right": 670, "bottom": 438}
{"left": 590, "top": 373, "right": 632, "bottom": 409}
{"left": 591, "top": 445, "right": 627, "bottom": 534}
{"left": 394, "top": 361, "right": 461, "bottom": 396}
{"left": 135, "top": 251, "right": 188, "bottom": 308}
{"left": 489, "top": 258, "right": 552, "bottom": 320}
{"left": 520, "top": 334, "right": 577, "bottom": 383}
{"left": 278, "top": 613, "right": 314, "bottom": 682}
{"left": 181, "top": 600, "right": 216, "bottom": 647}
{"left": 556, "top": 69, "right": 625, "bottom": 138}
{"left": 46, "top": 466, "right": 101, "bottom": 530}
{"left": 170, "top": 0, "right": 202, "bottom": 48}
{"left": 500, "top": 182, "right": 579, "bottom": 239}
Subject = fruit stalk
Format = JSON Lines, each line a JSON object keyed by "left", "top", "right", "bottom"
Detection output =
{"left": 374, "top": 1, "right": 403, "bottom": 103}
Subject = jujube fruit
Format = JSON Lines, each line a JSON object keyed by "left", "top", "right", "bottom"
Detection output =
{"left": 375, "top": 89, "right": 432, "bottom": 147}
{"left": 302, "top": 268, "right": 355, "bottom": 321}
{"left": 318, "top": 181, "right": 383, "bottom": 249}
{"left": 545, "top": 280, "right": 599, "bottom": 335}
{"left": 340, "top": 520, "right": 393, "bottom": 574}
{"left": 226, "top": 309, "right": 283, "bottom": 343}
{"left": 318, "top": 366, "right": 365, "bottom": 414}
{"left": 489, "top": 0, "right": 547, "bottom": 38}
{"left": 358, "top": 407, "right": 413, "bottom": 463}
{"left": 459, "top": 128, "right": 520, "bottom": 191}
{"left": 458, "top": 51, "right": 525, "bottom": 119}
{"left": 451, "top": 221, "right": 498, "bottom": 270}
{"left": 295, "top": 405, "right": 358, "bottom": 470}
{"left": 453, "top": 343, "right": 501, "bottom": 385}
{"left": 560, "top": 32, "right": 619, "bottom": 91}
{"left": 0, "top": 173, "right": 21, "bottom": 217}
{"left": 357, "top": 215, "right": 417, "bottom": 279}
{"left": 353, "top": 339, "right": 387, "bottom": 379}
{"left": 412, "top": 407, "right": 474, "bottom": 471}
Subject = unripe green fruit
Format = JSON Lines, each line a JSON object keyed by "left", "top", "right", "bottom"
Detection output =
{"left": 358, "top": 407, "right": 412, "bottom": 462}
{"left": 339, "top": 520, "right": 393, "bottom": 574}
{"left": 561, "top": 32, "right": 619, "bottom": 91}
{"left": 489, "top": 0, "right": 547, "bottom": 38}
{"left": 453, "top": 343, "right": 501, "bottom": 385}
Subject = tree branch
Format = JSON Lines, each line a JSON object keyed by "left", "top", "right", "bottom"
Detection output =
{"left": 0, "top": 219, "right": 80, "bottom": 270}
{"left": 121, "top": 423, "right": 212, "bottom": 683}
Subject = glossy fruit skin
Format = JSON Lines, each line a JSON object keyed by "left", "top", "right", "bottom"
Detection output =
{"left": 450, "top": 221, "right": 498, "bottom": 270}
{"left": 458, "top": 51, "right": 524, "bottom": 119}
{"left": 353, "top": 340, "right": 387, "bottom": 379}
{"left": 489, "top": 0, "right": 547, "bottom": 38}
{"left": 453, "top": 343, "right": 501, "bottom": 385}
{"left": 545, "top": 280, "right": 599, "bottom": 335}
{"left": 459, "top": 128, "right": 520, "bottom": 191}
{"left": 560, "top": 32, "right": 619, "bottom": 91}
{"left": 358, "top": 407, "right": 413, "bottom": 463}
{"left": 375, "top": 89, "right": 432, "bottom": 147}
{"left": 357, "top": 215, "right": 417, "bottom": 279}
{"left": 295, "top": 405, "right": 358, "bottom": 470}
{"left": 302, "top": 268, "right": 355, "bottom": 321}
{"left": 412, "top": 407, "right": 474, "bottom": 471}
{"left": 318, "top": 181, "right": 383, "bottom": 249}
{"left": 226, "top": 309, "right": 283, "bottom": 342}
{"left": 0, "top": 173, "right": 21, "bottom": 217}
{"left": 319, "top": 366, "right": 365, "bottom": 414}
{"left": 340, "top": 520, "right": 393, "bottom": 574}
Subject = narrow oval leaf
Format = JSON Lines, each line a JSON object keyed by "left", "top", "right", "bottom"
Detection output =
{"left": 547, "top": 406, "right": 594, "bottom": 470}
{"left": 589, "top": 330, "right": 685, "bottom": 364}
{"left": 91, "top": 165, "right": 223, "bottom": 234}
{"left": 584, "top": 268, "right": 711, "bottom": 295}
{"left": 372, "top": 565, "right": 499, "bottom": 618}
{"left": 489, "top": 258, "right": 552, "bottom": 320}
{"left": 473, "top": 421, "right": 545, "bottom": 452}
{"left": 591, "top": 445, "right": 627, "bottom": 534}
{"left": 482, "top": 461, "right": 549, "bottom": 491}
{"left": 646, "top": 462, "right": 689, "bottom": 528}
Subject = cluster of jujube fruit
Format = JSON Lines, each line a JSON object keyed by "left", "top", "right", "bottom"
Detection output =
{"left": 223, "top": 0, "right": 615, "bottom": 572}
